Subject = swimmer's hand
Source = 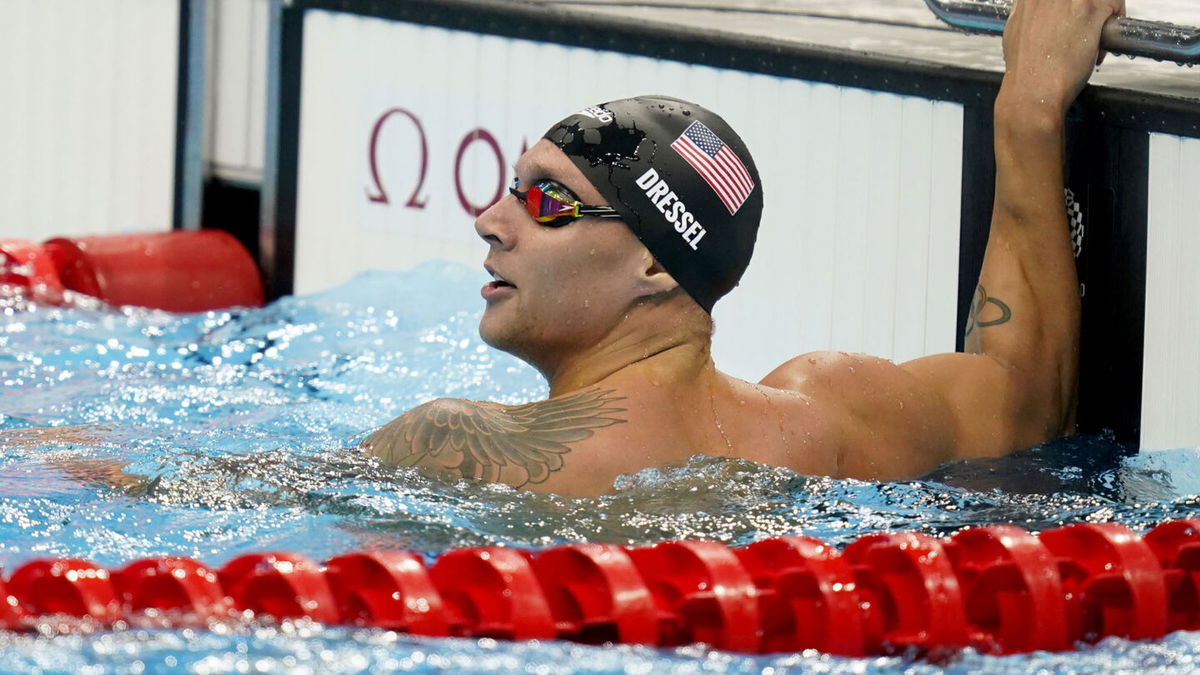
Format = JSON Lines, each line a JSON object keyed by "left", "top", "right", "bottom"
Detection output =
{"left": 1000, "top": 0, "right": 1125, "bottom": 112}
{"left": 50, "top": 457, "right": 150, "bottom": 494}
{"left": 361, "top": 390, "right": 626, "bottom": 489}
{"left": 0, "top": 426, "right": 149, "bottom": 494}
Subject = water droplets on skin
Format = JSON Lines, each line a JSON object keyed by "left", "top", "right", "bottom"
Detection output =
{"left": 3, "top": 261, "right": 1200, "bottom": 671}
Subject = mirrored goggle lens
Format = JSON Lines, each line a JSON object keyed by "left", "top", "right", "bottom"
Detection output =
{"left": 526, "top": 184, "right": 578, "bottom": 222}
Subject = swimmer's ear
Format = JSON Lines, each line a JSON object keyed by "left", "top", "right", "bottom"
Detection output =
{"left": 634, "top": 253, "right": 679, "bottom": 296}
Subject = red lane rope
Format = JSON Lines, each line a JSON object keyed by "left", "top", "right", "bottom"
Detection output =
{"left": 4, "top": 519, "right": 1200, "bottom": 656}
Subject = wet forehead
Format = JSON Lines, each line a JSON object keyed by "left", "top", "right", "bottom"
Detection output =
{"left": 515, "top": 139, "right": 609, "bottom": 206}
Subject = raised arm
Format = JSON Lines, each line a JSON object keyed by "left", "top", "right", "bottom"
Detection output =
{"left": 762, "top": 0, "right": 1124, "bottom": 479}
{"left": 899, "top": 0, "right": 1124, "bottom": 460}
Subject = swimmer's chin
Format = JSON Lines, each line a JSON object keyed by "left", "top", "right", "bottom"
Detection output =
{"left": 476, "top": 322, "right": 506, "bottom": 350}
{"left": 476, "top": 322, "right": 524, "bottom": 357}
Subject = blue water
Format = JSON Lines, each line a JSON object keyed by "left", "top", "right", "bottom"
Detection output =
{"left": 3, "top": 261, "right": 1200, "bottom": 673}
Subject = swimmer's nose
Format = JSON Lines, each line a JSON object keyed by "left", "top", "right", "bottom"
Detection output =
{"left": 474, "top": 197, "right": 516, "bottom": 250}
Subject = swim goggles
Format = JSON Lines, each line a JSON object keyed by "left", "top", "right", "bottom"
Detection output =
{"left": 508, "top": 179, "right": 621, "bottom": 227}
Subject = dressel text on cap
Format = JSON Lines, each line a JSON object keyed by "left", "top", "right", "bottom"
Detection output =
{"left": 635, "top": 169, "right": 707, "bottom": 251}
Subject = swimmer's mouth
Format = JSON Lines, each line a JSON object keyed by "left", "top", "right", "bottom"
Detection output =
{"left": 486, "top": 267, "right": 515, "bottom": 289}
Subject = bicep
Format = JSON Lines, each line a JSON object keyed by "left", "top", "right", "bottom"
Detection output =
{"left": 899, "top": 352, "right": 1035, "bottom": 459}
{"left": 763, "top": 351, "right": 1023, "bottom": 478}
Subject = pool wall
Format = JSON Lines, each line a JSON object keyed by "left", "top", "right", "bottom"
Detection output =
{"left": 1143, "top": 134, "right": 1200, "bottom": 450}
{"left": 0, "top": 0, "right": 182, "bottom": 238}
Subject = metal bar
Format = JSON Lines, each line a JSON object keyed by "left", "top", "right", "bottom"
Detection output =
{"left": 262, "top": 0, "right": 302, "bottom": 300}
{"left": 260, "top": 0, "right": 285, "bottom": 299}
{"left": 173, "top": 0, "right": 210, "bottom": 231}
{"left": 923, "top": 0, "right": 1200, "bottom": 66}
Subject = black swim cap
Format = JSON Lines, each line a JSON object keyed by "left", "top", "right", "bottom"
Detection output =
{"left": 543, "top": 96, "right": 762, "bottom": 313}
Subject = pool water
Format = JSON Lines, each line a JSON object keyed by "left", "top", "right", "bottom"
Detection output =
{"left": 3, "top": 261, "right": 1200, "bottom": 673}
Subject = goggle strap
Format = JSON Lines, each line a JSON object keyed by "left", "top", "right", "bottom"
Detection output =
{"left": 577, "top": 206, "right": 620, "bottom": 218}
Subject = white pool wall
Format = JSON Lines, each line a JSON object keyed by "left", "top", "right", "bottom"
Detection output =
{"left": 1143, "top": 134, "right": 1200, "bottom": 450}
{"left": 0, "top": 0, "right": 178, "bottom": 239}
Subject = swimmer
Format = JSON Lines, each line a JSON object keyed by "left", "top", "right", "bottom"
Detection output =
{"left": 362, "top": 0, "right": 1126, "bottom": 495}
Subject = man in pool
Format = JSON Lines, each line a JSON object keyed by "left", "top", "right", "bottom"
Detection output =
{"left": 362, "top": 0, "right": 1125, "bottom": 495}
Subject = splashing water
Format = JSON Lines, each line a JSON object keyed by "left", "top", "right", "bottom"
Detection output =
{"left": 3, "top": 261, "right": 1200, "bottom": 673}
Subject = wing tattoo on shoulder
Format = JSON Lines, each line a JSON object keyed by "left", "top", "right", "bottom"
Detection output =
{"left": 362, "top": 389, "right": 627, "bottom": 486}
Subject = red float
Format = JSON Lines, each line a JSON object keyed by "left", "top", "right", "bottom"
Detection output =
{"left": 325, "top": 551, "right": 450, "bottom": 635}
{"left": 113, "top": 557, "right": 229, "bottom": 623}
{"left": 428, "top": 547, "right": 557, "bottom": 640}
{"left": 531, "top": 543, "right": 658, "bottom": 645}
{"left": 219, "top": 552, "right": 340, "bottom": 624}
{"left": 946, "top": 525, "right": 1070, "bottom": 653}
{"left": 1145, "top": 519, "right": 1200, "bottom": 632}
{"left": 1040, "top": 523, "right": 1169, "bottom": 643}
{"left": 627, "top": 540, "right": 760, "bottom": 652}
{"left": 6, "top": 559, "right": 121, "bottom": 624}
{"left": 43, "top": 230, "right": 262, "bottom": 312}
{"left": 0, "top": 239, "right": 64, "bottom": 303}
{"left": 736, "top": 536, "right": 865, "bottom": 655}
{"left": 842, "top": 532, "right": 969, "bottom": 654}
{"left": 0, "top": 520, "right": 1197, "bottom": 658}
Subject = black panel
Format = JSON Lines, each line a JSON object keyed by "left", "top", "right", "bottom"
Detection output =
{"left": 202, "top": 178, "right": 263, "bottom": 268}
{"left": 956, "top": 103, "right": 996, "bottom": 350}
{"left": 1072, "top": 123, "right": 1149, "bottom": 443}
{"left": 172, "top": 0, "right": 194, "bottom": 230}
{"left": 269, "top": 4, "right": 306, "bottom": 299}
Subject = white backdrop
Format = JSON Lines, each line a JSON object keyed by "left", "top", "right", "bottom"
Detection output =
{"left": 293, "top": 11, "right": 964, "bottom": 380}
{"left": 0, "top": 0, "right": 178, "bottom": 239}
{"left": 1143, "top": 133, "right": 1200, "bottom": 450}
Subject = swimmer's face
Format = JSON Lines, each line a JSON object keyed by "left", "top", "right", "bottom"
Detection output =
{"left": 474, "top": 139, "right": 654, "bottom": 367}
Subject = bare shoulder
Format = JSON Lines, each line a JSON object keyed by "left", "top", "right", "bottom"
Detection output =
{"left": 761, "top": 351, "right": 916, "bottom": 399}
{"left": 361, "top": 389, "right": 628, "bottom": 488}
{"left": 760, "top": 351, "right": 959, "bottom": 479}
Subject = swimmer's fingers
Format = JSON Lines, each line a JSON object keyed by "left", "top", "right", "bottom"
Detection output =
{"left": 1096, "top": 0, "right": 1128, "bottom": 67}
{"left": 1001, "top": 0, "right": 1126, "bottom": 108}
{"left": 47, "top": 457, "right": 150, "bottom": 495}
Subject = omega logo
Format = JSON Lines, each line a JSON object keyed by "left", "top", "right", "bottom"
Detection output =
{"left": 366, "top": 107, "right": 526, "bottom": 217}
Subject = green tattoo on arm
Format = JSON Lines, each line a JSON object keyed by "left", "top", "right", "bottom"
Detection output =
{"left": 965, "top": 284, "right": 1013, "bottom": 340}
{"left": 362, "top": 389, "right": 627, "bottom": 487}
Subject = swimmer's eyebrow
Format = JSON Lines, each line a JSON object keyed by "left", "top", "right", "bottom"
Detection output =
{"left": 514, "top": 156, "right": 567, "bottom": 180}
{"left": 512, "top": 159, "right": 580, "bottom": 195}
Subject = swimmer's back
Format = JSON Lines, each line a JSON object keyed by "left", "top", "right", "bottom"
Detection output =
{"left": 363, "top": 350, "right": 964, "bottom": 495}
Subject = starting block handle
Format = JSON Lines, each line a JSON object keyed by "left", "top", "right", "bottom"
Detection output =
{"left": 923, "top": 0, "right": 1200, "bottom": 66}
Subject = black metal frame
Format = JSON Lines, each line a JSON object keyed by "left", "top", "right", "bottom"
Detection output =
{"left": 173, "top": 0, "right": 211, "bottom": 232}
{"left": 173, "top": 0, "right": 197, "bottom": 231}
{"left": 272, "top": 0, "right": 1200, "bottom": 442}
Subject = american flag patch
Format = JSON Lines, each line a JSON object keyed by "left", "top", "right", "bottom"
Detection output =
{"left": 670, "top": 121, "right": 755, "bottom": 215}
